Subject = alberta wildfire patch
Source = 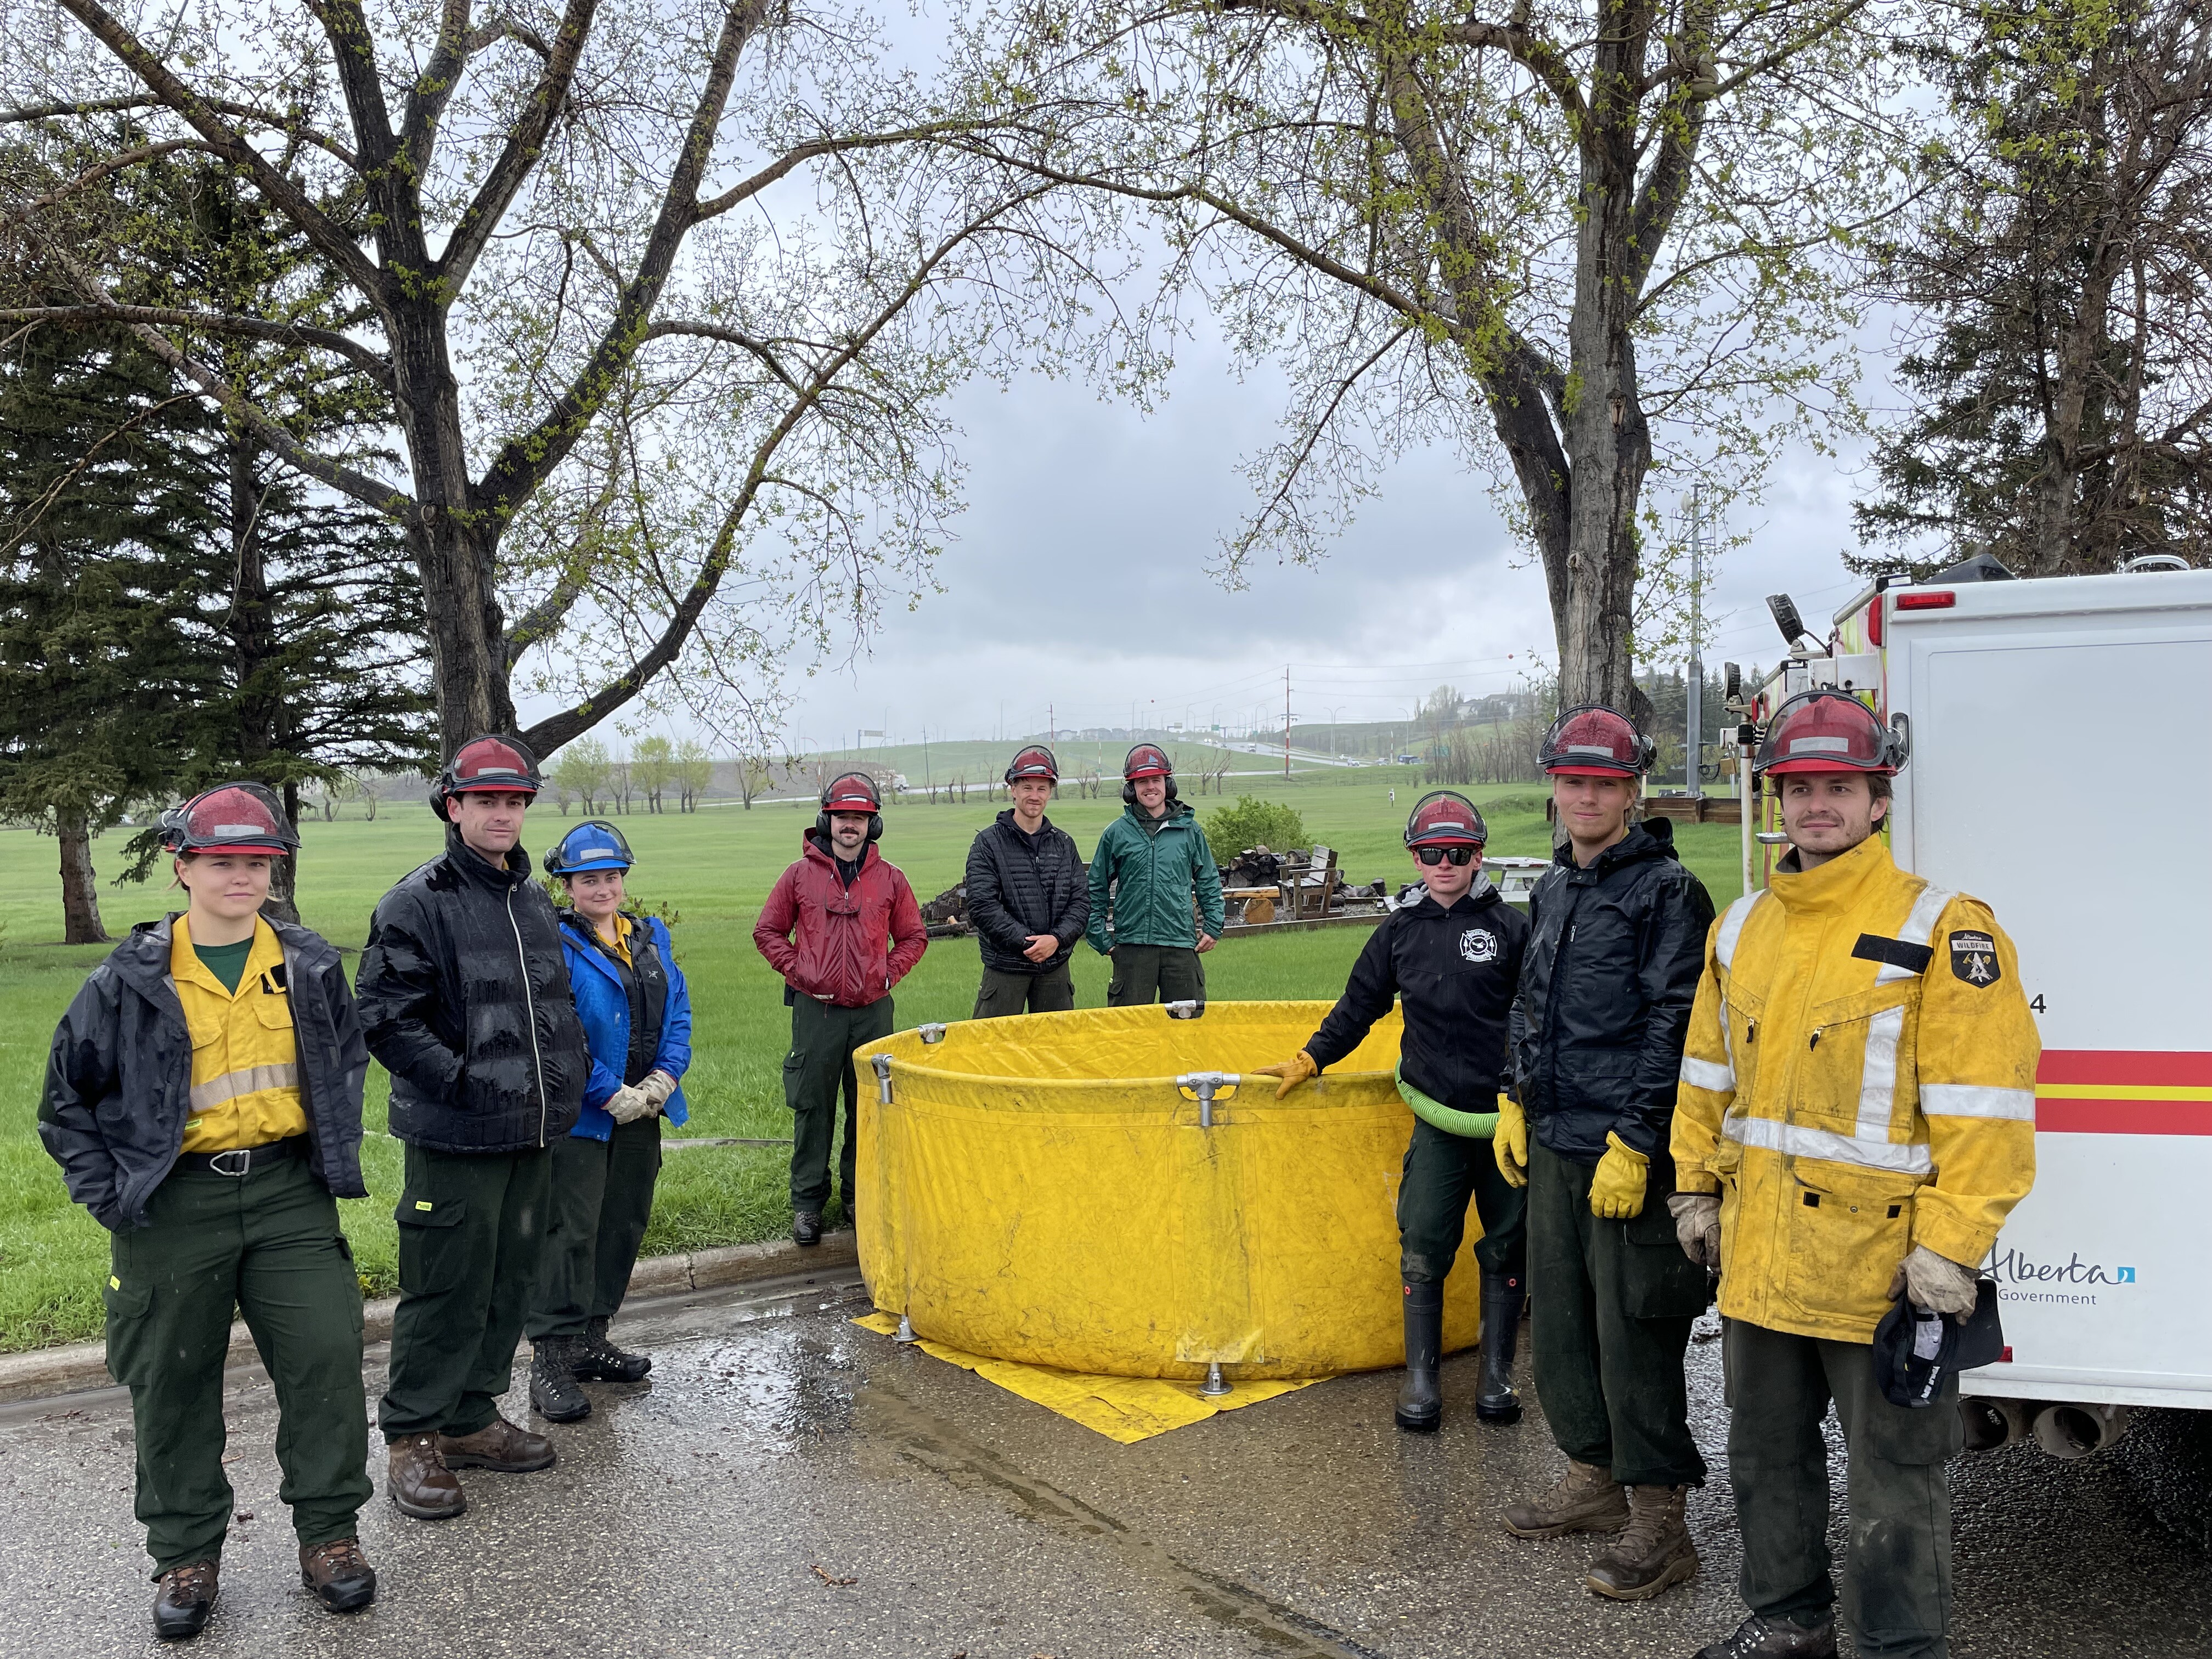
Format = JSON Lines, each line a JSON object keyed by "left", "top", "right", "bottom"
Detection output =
{"left": 1949, "top": 931, "right": 2000, "bottom": 987}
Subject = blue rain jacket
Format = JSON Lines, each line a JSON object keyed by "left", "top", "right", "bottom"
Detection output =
{"left": 561, "top": 913, "right": 691, "bottom": 1140}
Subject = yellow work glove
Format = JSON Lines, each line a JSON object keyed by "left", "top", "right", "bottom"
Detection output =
{"left": 1493, "top": 1096, "right": 1529, "bottom": 1188}
{"left": 1589, "top": 1133, "right": 1650, "bottom": 1220}
{"left": 1252, "top": 1049, "right": 1319, "bottom": 1100}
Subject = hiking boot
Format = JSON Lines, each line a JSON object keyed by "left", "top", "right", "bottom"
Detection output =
{"left": 298, "top": 1537, "right": 377, "bottom": 1613}
{"left": 1475, "top": 1270, "right": 1524, "bottom": 1424}
{"left": 152, "top": 1560, "right": 218, "bottom": 1640}
{"left": 1587, "top": 1483, "right": 1698, "bottom": 1600}
{"left": 439, "top": 1413, "right": 557, "bottom": 1472}
{"left": 575, "top": 1315, "right": 651, "bottom": 1382}
{"left": 794, "top": 1209, "right": 822, "bottom": 1246}
{"left": 1692, "top": 1612, "right": 1839, "bottom": 1658}
{"left": 1394, "top": 1282, "right": 1444, "bottom": 1432}
{"left": 1502, "top": 1458, "right": 1630, "bottom": 1539}
{"left": 386, "top": 1432, "right": 465, "bottom": 1520}
{"left": 529, "top": 1337, "right": 591, "bottom": 1422}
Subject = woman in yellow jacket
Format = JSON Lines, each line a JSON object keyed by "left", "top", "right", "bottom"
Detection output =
{"left": 1669, "top": 691, "right": 2038, "bottom": 1659}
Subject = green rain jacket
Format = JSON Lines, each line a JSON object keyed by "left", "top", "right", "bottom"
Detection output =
{"left": 1085, "top": 802, "right": 1226, "bottom": 953}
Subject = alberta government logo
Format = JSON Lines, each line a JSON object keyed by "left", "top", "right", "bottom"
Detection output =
{"left": 1985, "top": 1245, "right": 2136, "bottom": 1308}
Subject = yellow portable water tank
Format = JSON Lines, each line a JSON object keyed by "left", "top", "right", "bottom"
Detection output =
{"left": 853, "top": 1002, "right": 1484, "bottom": 1382}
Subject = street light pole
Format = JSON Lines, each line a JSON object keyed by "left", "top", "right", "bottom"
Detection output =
{"left": 1687, "top": 486, "right": 1704, "bottom": 799}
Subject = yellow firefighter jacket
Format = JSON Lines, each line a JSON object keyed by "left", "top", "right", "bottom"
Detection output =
{"left": 1671, "top": 833, "right": 2038, "bottom": 1344}
{"left": 171, "top": 916, "right": 310, "bottom": 1153}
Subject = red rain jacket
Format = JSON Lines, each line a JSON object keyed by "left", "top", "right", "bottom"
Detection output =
{"left": 753, "top": 834, "right": 927, "bottom": 1008}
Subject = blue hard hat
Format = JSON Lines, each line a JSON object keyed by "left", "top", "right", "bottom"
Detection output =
{"left": 544, "top": 819, "right": 634, "bottom": 877}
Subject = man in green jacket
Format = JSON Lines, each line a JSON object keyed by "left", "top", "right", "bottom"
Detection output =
{"left": 1086, "top": 744, "right": 1226, "bottom": 1007}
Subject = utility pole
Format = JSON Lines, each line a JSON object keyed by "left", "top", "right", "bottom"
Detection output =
{"left": 1048, "top": 703, "right": 1055, "bottom": 746}
{"left": 1687, "top": 486, "right": 1704, "bottom": 799}
{"left": 1283, "top": 666, "right": 1291, "bottom": 777}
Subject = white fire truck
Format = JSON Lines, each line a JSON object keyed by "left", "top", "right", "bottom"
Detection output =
{"left": 1725, "top": 557, "right": 2212, "bottom": 1458}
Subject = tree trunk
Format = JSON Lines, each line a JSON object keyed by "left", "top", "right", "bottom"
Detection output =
{"left": 58, "top": 808, "right": 107, "bottom": 943}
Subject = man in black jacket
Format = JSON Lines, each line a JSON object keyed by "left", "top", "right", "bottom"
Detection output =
{"left": 1497, "top": 707, "right": 1715, "bottom": 1602}
{"left": 1256, "top": 792, "right": 1530, "bottom": 1432}
{"left": 355, "top": 736, "right": 589, "bottom": 1523}
{"left": 965, "top": 744, "right": 1090, "bottom": 1017}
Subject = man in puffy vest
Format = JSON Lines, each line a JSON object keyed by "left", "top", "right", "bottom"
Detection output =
{"left": 754, "top": 772, "right": 927, "bottom": 1245}
{"left": 1498, "top": 705, "right": 1715, "bottom": 1601}
{"left": 965, "top": 745, "right": 1090, "bottom": 1016}
{"left": 356, "top": 736, "right": 590, "bottom": 1523}
{"left": 1086, "top": 744, "right": 1224, "bottom": 1007}
{"left": 1672, "top": 690, "right": 2038, "bottom": 1659}
{"left": 1255, "top": 792, "right": 1530, "bottom": 1433}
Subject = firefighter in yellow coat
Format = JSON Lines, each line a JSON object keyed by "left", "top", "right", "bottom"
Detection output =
{"left": 1670, "top": 690, "right": 2037, "bottom": 1659}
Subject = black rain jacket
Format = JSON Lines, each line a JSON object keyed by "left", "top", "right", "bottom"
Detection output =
{"left": 1304, "top": 879, "right": 1530, "bottom": 1109}
{"left": 964, "top": 811, "right": 1091, "bottom": 975}
{"left": 1508, "top": 818, "right": 1715, "bottom": 1165}
{"left": 355, "top": 827, "right": 588, "bottom": 1154}
{"left": 40, "top": 916, "right": 369, "bottom": 1232}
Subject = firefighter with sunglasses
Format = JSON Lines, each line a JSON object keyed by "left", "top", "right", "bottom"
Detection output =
{"left": 1256, "top": 792, "right": 1530, "bottom": 1432}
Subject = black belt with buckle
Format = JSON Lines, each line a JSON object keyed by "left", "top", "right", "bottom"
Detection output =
{"left": 177, "top": 1136, "right": 308, "bottom": 1177}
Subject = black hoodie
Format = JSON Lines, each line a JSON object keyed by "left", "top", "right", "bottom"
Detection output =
{"left": 1508, "top": 817, "right": 1716, "bottom": 1164}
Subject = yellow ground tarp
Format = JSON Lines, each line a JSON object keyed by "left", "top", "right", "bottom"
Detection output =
{"left": 853, "top": 1312, "right": 1318, "bottom": 1442}
{"left": 850, "top": 1002, "right": 1487, "bottom": 1389}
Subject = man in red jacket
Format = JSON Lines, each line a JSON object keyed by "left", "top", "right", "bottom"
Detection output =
{"left": 753, "top": 773, "right": 927, "bottom": 1245}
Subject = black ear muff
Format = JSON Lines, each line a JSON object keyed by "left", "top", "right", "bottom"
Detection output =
{"left": 814, "top": 812, "right": 832, "bottom": 840}
{"left": 867, "top": 813, "right": 883, "bottom": 843}
{"left": 1121, "top": 782, "right": 1137, "bottom": 805}
{"left": 1164, "top": 778, "right": 1180, "bottom": 803}
{"left": 1638, "top": 733, "right": 1658, "bottom": 772}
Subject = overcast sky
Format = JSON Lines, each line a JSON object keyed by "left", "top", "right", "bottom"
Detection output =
{"left": 761, "top": 317, "right": 1890, "bottom": 755}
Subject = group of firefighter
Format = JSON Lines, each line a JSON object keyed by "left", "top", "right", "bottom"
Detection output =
{"left": 36, "top": 692, "right": 2039, "bottom": 1659}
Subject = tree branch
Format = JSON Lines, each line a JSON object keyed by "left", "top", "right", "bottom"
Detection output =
{"left": 0, "top": 94, "right": 360, "bottom": 166}
{"left": 0, "top": 304, "right": 394, "bottom": 390}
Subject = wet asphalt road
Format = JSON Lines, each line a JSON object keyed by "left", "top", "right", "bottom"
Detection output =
{"left": 3, "top": 1269, "right": 2208, "bottom": 1658}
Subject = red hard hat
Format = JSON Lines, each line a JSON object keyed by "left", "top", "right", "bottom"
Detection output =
{"left": 1756, "top": 689, "right": 1906, "bottom": 777}
{"left": 1005, "top": 745, "right": 1059, "bottom": 783}
{"left": 161, "top": 782, "right": 299, "bottom": 857}
{"left": 1539, "top": 705, "right": 1654, "bottom": 776}
{"left": 821, "top": 771, "right": 882, "bottom": 813}
{"left": 444, "top": 736, "right": 541, "bottom": 795}
{"left": 1404, "top": 791, "right": 1488, "bottom": 849}
{"left": 1123, "top": 743, "right": 1172, "bottom": 781}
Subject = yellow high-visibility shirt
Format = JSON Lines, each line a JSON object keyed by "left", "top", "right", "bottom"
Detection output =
{"left": 1671, "top": 833, "right": 2039, "bottom": 1344}
{"left": 172, "top": 916, "right": 309, "bottom": 1153}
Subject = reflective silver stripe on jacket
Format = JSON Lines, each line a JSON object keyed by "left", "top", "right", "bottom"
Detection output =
{"left": 1722, "top": 1111, "right": 1934, "bottom": 1175}
{"left": 1680, "top": 1056, "right": 1735, "bottom": 1093}
{"left": 1876, "top": 882, "right": 1955, "bottom": 985}
{"left": 189, "top": 1063, "right": 300, "bottom": 1114}
{"left": 1920, "top": 1084, "right": 2038, "bottom": 1121}
{"left": 1714, "top": 894, "right": 1762, "bottom": 972}
{"left": 1853, "top": 881, "right": 1957, "bottom": 1137}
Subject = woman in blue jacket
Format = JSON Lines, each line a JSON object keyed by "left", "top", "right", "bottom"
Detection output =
{"left": 526, "top": 820, "right": 691, "bottom": 1421}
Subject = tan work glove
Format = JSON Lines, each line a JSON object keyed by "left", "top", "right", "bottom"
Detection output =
{"left": 1589, "top": 1132, "right": 1650, "bottom": 1220}
{"left": 1888, "top": 1244, "right": 1979, "bottom": 1321}
{"left": 638, "top": 1070, "right": 678, "bottom": 1110}
{"left": 604, "top": 1083, "right": 655, "bottom": 1125}
{"left": 1668, "top": 1192, "right": 1722, "bottom": 1269}
{"left": 1252, "top": 1050, "right": 1319, "bottom": 1100}
{"left": 1493, "top": 1097, "right": 1529, "bottom": 1188}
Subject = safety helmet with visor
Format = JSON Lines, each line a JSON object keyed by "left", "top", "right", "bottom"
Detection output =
{"left": 1004, "top": 744, "right": 1059, "bottom": 784}
{"left": 429, "top": 734, "right": 542, "bottom": 820}
{"left": 1539, "top": 705, "right": 1655, "bottom": 776}
{"left": 544, "top": 819, "right": 635, "bottom": 878}
{"left": 1403, "top": 790, "right": 1488, "bottom": 867}
{"left": 1121, "top": 743, "right": 1177, "bottom": 806}
{"left": 817, "top": 771, "right": 884, "bottom": 843}
{"left": 160, "top": 782, "right": 300, "bottom": 859}
{"left": 1755, "top": 689, "right": 1908, "bottom": 778}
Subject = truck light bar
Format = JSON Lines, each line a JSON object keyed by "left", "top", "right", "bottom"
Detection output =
{"left": 1895, "top": 590, "right": 1957, "bottom": 611}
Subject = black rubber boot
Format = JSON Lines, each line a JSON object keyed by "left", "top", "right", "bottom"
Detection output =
{"left": 1475, "top": 1270, "right": 1525, "bottom": 1424}
{"left": 575, "top": 1316, "right": 652, "bottom": 1383}
{"left": 1395, "top": 1282, "right": 1444, "bottom": 1432}
{"left": 529, "top": 1338, "right": 591, "bottom": 1423}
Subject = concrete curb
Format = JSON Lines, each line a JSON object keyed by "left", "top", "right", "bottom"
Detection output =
{"left": 0, "top": 1234, "right": 860, "bottom": 1406}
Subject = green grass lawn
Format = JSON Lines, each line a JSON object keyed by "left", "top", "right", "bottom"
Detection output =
{"left": 0, "top": 770, "right": 1746, "bottom": 1350}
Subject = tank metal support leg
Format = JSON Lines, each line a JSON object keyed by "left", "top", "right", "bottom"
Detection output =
{"left": 895, "top": 1314, "right": 917, "bottom": 1345}
{"left": 1200, "top": 1362, "right": 1231, "bottom": 1398}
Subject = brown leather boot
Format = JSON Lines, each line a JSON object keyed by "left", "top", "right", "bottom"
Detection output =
{"left": 1585, "top": 1484, "right": 1699, "bottom": 1600}
{"left": 299, "top": 1537, "right": 377, "bottom": 1613}
{"left": 152, "top": 1560, "right": 218, "bottom": 1640}
{"left": 439, "top": 1413, "right": 557, "bottom": 1472}
{"left": 1502, "top": 1458, "right": 1630, "bottom": 1539}
{"left": 387, "top": 1432, "right": 466, "bottom": 1520}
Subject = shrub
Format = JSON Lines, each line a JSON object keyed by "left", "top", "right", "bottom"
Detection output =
{"left": 1202, "top": 795, "right": 1308, "bottom": 865}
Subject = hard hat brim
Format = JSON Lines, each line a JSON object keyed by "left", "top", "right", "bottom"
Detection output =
{"left": 450, "top": 780, "right": 539, "bottom": 795}
{"left": 182, "top": 842, "right": 290, "bottom": 857}
{"left": 1544, "top": 761, "right": 1640, "bottom": 776}
{"left": 1759, "top": 758, "right": 1894, "bottom": 776}
{"left": 556, "top": 855, "right": 631, "bottom": 873}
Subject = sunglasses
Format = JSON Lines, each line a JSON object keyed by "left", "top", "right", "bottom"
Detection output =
{"left": 1414, "top": 845, "right": 1480, "bottom": 866}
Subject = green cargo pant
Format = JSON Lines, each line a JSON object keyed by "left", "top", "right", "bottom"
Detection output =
{"left": 526, "top": 1117, "right": 663, "bottom": 1341}
{"left": 1724, "top": 1319, "right": 1962, "bottom": 1658}
{"left": 1396, "top": 1117, "right": 1527, "bottom": 1285}
{"left": 786, "top": 994, "right": 895, "bottom": 1215}
{"left": 379, "top": 1142, "right": 551, "bottom": 1441}
{"left": 973, "top": 961, "right": 1076, "bottom": 1018}
{"left": 1527, "top": 1141, "right": 1708, "bottom": 1488}
{"left": 103, "top": 1148, "right": 370, "bottom": 1576}
{"left": 1105, "top": 943, "right": 1204, "bottom": 1007}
